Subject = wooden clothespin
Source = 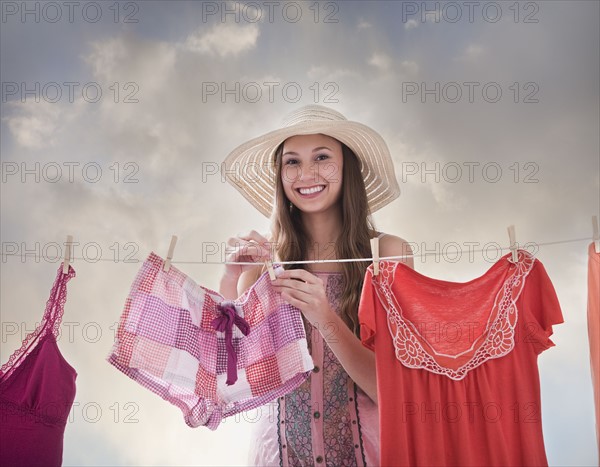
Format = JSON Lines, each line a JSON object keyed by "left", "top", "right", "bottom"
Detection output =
{"left": 163, "top": 235, "right": 178, "bottom": 272}
{"left": 63, "top": 235, "right": 73, "bottom": 274}
{"left": 507, "top": 225, "right": 518, "bottom": 263}
{"left": 370, "top": 237, "right": 380, "bottom": 276}
{"left": 265, "top": 260, "right": 276, "bottom": 281}
{"left": 593, "top": 215, "right": 600, "bottom": 253}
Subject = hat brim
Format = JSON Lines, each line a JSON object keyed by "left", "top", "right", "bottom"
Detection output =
{"left": 223, "top": 120, "right": 400, "bottom": 218}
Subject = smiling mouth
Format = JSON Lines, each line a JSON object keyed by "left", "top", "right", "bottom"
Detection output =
{"left": 297, "top": 185, "right": 325, "bottom": 195}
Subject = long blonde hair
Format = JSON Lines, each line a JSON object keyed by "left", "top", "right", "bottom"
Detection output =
{"left": 269, "top": 138, "right": 378, "bottom": 336}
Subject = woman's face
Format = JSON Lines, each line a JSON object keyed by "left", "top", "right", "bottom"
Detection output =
{"left": 280, "top": 133, "right": 343, "bottom": 215}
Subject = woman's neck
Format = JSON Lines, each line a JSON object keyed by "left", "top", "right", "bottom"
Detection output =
{"left": 299, "top": 208, "right": 343, "bottom": 272}
{"left": 300, "top": 208, "right": 343, "bottom": 249}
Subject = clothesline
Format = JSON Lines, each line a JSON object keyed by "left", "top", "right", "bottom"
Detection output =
{"left": 0, "top": 236, "right": 594, "bottom": 265}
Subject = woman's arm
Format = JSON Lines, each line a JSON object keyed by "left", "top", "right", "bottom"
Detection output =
{"left": 219, "top": 230, "right": 272, "bottom": 299}
{"left": 322, "top": 235, "right": 414, "bottom": 403}
{"left": 381, "top": 234, "right": 415, "bottom": 270}
{"left": 219, "top": 270, "right": 242, "bottom": 299}
{"left": 219, "top": 264, "right": 263, "bottom": 299}
{"left": 272, "top": 235, "right": 414, "bottom": 404}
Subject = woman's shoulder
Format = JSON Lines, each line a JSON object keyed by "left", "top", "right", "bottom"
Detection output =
{"left": 376, "top": 232, "right": 414, "bottom": 266}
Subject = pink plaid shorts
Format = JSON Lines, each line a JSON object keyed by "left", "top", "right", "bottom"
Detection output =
{"left": 107, "top": 252, "right": 314, "bottom": 430}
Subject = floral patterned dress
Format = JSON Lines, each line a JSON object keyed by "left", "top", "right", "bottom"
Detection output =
{"left": 247, "top": 272, "right": 379, "bottom": 466}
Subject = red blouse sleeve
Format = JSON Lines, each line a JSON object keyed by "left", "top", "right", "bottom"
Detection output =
{"left": 520, "top": 260, "right": 565, "bottom": 355}
{"left": 358, "top": 268, "right": 377, "bottom": 351}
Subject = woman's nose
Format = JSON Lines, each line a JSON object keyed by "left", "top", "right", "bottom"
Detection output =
{"left": 283, "top": 162, "right": 319, "bottom": 184}
{"left": 298, "top": 162, "right": 320, "bottom": 183}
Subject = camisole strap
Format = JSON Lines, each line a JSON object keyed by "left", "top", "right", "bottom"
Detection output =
{"left": 0, "top": 263, "right": 76, "bottom": 379}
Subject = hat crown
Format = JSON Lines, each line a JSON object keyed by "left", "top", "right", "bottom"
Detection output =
{"left": 281, "top": 104, "right": 347, "bottom": 128}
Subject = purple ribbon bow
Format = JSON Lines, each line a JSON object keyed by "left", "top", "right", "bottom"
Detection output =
{"left": 212, "top": 302, "right": 251, "bottom": 386}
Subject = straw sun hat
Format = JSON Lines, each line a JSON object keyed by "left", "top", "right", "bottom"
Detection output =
{"left": 222, "top": 104, "right": 400, "bottom": 218}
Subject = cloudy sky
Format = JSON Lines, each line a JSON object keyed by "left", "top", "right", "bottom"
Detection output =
{"left": 1, "top": 0, "right": 599, "bottom": 465}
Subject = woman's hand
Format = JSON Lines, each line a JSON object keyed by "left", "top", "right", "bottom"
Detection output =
{"left": 272, "top": 267, "right": 379, "bottom": 404}
{"left": 224, "top": 230, "right": 273, "bottom": 279}
{"left": 271, "top": 268, "right": 335, "bottom": 327}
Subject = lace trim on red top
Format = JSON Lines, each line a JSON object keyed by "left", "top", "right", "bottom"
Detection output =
{"left": 0, "top": 263, "right": 75, "bottom": 381}
{"left": 373, "top": 251, "right": 536, "bottom": 381}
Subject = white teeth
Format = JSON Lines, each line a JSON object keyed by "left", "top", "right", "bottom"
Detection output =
{"left": 298, "top": 186, "right": 325, "bottom": 195}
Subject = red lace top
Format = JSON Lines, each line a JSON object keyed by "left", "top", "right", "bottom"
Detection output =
{"left": 0, "top": 264, "right": 77, "bottom": 467}
{"left": 358, "top": 250, "right": 564, "bottom": 466}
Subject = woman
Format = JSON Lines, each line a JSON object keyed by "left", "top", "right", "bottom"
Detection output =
{"left": 219, "top": 105, "right": 414, "bottom": 466}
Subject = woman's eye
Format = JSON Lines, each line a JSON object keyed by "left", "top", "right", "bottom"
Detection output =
{"left": 316, "top": 154, "right": 329, "bottom": 161}
{"left": 284, "top": 159, "right": 298, "bottom": 165}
